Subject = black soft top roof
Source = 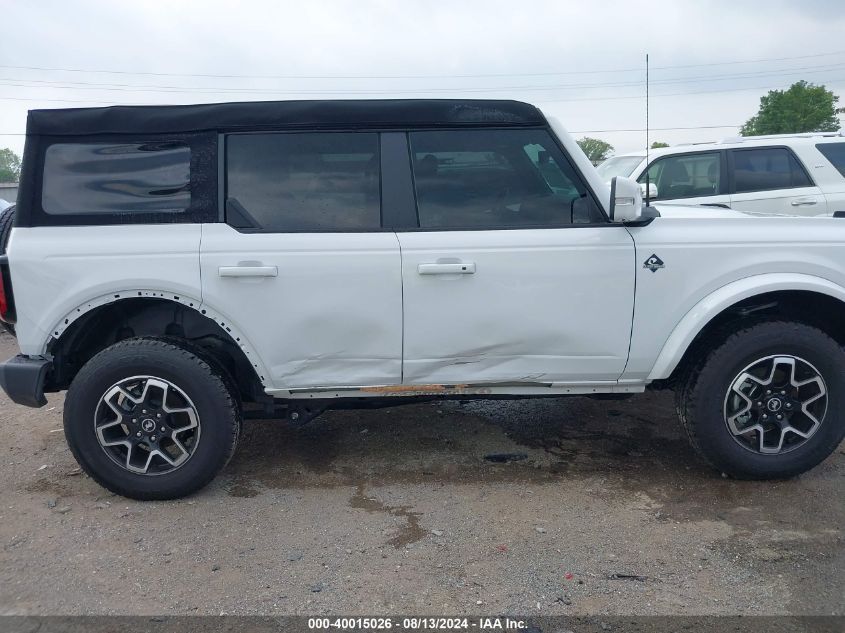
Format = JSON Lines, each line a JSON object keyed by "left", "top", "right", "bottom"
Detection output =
{"left": 26, "top": 99, "right": 545, "bottom": 136}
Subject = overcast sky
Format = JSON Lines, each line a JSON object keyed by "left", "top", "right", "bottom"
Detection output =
{"left": 1, "top": 0, "right": 844, "bottom": 159}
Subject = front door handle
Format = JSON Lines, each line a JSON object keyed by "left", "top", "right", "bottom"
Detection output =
{"left": 218, "top": 265, "right": 278, "bottom": 278}
{"left": 418, "top": 262, "right": 476, "bottom": 275}
{"left": 791, "top": 197, "right": 818, "bottom": 206}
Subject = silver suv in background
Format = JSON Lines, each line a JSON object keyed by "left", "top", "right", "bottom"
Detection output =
{"left": 597, "top": 132, "right": 845, "bottom": 215}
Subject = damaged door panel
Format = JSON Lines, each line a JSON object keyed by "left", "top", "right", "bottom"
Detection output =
{"left": 397, "top": 228, "right": 636, "bottom": 384}
{"left": 397, "top": 127, "right": 636, "bottom": 385}
{"left": 201, "top": 131, "right": 403, "bottom": 390}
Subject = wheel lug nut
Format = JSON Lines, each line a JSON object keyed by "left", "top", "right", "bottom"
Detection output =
{"left": 160, "top": 426, "right": 166, "bottom": 432}
{"left": 776, "top": 414, "right": 783, "bottom": 420}
{"left": 142, "top": 409, "right": 147, "bottom": 414}
{"left": 756, "top": 401, "right": 762, "bottom": 407}
{"left": 766, "top": 390, "right": 771, "bottom": 395}
{"left": 156, "top": 413, "right": 162, "bottom": 419}
{"left": 151, "top": 435, "right": 157, "bottom": 441}
{"left": 762, "top": 414, "right": 768, "bottom": 420}
{"left": 785, "top": 403, "right": 792, "bottom": 409}
{"left": 136, "top": 431, "right": 142, "bottom": 437}
{"left": 132, "top": 418, "right": 137, "bottom": 424}
{"left": 780, "top": 391, "right": 786, "bottom": 395}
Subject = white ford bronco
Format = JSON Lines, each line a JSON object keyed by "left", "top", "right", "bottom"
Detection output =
{"left": 0, "top": 99, "right": 843, "bottom": 500}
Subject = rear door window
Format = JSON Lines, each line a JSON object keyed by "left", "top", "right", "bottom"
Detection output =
{"left": 816, "top": 143, "right": 845, "bottom": 177}
{"left": 730, "top": 147, "right": 813, "bottom": 193}
{"left": 42, "top": 142, "right": 191, "bottom": 215}
{"left": 226, "top": 132, "right": 381, "bottom": 232}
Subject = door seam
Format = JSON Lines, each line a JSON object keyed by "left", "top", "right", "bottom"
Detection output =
{"left": 394, "top": 231, "right": 405, "bottom": 384}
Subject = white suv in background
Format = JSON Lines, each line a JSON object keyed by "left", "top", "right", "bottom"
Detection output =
{"left": 597, "top": 132, "right": 845, "bottom": 216}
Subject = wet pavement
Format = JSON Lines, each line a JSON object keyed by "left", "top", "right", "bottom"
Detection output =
{"left": 0, "top": 333, "right": 842, "bottom": 615}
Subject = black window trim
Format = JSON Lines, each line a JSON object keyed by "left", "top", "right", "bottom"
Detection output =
{"left": 392, "top": 124, "right": 611, "bottom": 232}
{"left": 25, "top": 132, "right": 217, "bottom": 228}
{"left": 223, "top": 128, "right": 390, "bottom": 234}
{"left": 221, "top": 125, "right": 611, "bottom": 234}
{"left": 727, "top": 145, "right": 815, "bottom": 194}
{"left": 638, "top": 149, "right": 729, "bottom": 199}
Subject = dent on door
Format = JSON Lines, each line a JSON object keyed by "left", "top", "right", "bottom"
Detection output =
{"left": 200, "top": 225, "right": 404, "bottom": 390}
{"left": 397, "top": 228, "right": 637, "bottom": 386}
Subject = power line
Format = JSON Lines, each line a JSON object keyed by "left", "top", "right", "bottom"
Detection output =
{"left": 0, "top": 50, "right": 843, "bottom": 81}
{"left": 536, "top": 79, "right": 845, "bottom": 103}
{"left": 2, "top": 77, "right": 844, "bottom": 106}
{"left": 1, "top": 63, "right": 841, "bottom": 96}
{"left": 571, "top": 125, "right": 739, "bottom": 133}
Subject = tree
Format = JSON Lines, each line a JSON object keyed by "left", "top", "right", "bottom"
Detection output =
{"left": 576, "top": 137, "right": 614, "bottom": 163}
{"left": 741, "top": 81, "right": 841, "bottom": 136}
{"left": 0, "top": 148, "right": 21, "bottom": 182}
{"left": 650, "top": 141, "right": 669, "bottom": 149}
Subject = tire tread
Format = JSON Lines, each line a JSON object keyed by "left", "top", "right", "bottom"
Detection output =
{"left": 65, "top": 337, "right": 240, "bottom": 500}
{"left": 677, "top": 319, "right": 843, "bottom": 479}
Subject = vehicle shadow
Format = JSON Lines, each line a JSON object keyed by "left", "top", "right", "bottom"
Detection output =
{"left": 225, "top": 391, "right": 710, "bottom": 494}
{"left": 223, "top": 390, "right": 844, "bottom": 533}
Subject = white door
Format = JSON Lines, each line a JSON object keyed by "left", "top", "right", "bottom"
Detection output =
{"left": 398, "top": 228, "right": 635, "bottom": 384}
{"left": 201, "top": 131, "right": 403, "bottom": 391}
{"left": 728, "top": 147, "right": 827, "bottom": 216}
{"left": 397, "top": 128, "right": 636, "bottom": 386}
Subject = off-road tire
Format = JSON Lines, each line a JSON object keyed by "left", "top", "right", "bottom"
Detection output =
{"left": 677, "top": 320, "right": 845, "bottom": 479}
{"left": 64, "top": 337, "right": 241, "bottom": 500}
{"left": 0, "top": 204, "right": 14, "bottom": 254}
{"left": 0, "top": 205, "right": 15, "bottom": 335}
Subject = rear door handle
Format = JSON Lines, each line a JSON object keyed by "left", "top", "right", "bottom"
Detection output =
{"left": 418, "top": 262, "right": 476, "bottom": 275}
{"left": 218, "top": 265, "right": 278, "bottom": 278}
{"left": 791, "top": 197, "right": 818, "bottom": 206}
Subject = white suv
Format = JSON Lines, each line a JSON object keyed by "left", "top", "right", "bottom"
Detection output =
{"left": 597, "top": 132, "right": 845, "bottom": 215}
{"left": 0, "top": 99, "right": 844, "bottom": 500}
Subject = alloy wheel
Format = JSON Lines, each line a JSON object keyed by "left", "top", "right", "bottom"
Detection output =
{"left": 94, "top": 376, "right": 201, "bottom": 475}
{"left": 723, "top": 355, "right": 827, "bottom": 454}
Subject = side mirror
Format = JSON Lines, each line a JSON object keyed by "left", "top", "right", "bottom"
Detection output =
{"left": 639, "top": 182, "right": 658, "bottom": 200}
{"left": 610, "top": 176, "right": 643, "bottom": 223}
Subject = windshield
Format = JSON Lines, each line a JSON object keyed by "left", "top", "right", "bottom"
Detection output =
{"left": 596, "top": 155, "right": 645, "bottom": 180}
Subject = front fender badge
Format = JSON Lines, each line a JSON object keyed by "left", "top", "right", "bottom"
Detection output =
{"left": 643, "top": 254, "right": 665, "bottom": 273}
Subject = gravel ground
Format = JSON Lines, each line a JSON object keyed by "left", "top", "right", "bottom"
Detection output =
{"left": 0, "top": 332, "right": 841, "bottom": 616}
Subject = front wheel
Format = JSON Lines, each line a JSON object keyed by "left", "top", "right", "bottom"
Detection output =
{"left": 64, "top": 338, "right": 241, "bottom": 500}
{"left": 677, "top": 321, "right": 845, "bottom": 479}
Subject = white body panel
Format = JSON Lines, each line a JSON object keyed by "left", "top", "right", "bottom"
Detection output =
{"left": 199, "top": 223, "right": 403, "bottom": 389}
{"left": 623, "top": 207, "right": 845, "bottom": 381}
{"left": 396, "top": 227, "right": 635, "bottom": 384}
{"left": 728, "top": 185, "right": 827, "bottom": 216}
{"left": 8, "top": 225, "right": 202, "bottom": 356}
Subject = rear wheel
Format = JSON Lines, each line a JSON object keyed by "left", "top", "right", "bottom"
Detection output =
{"left": 0, "top": 204, "right": 15, "bottom": 253}
{"left": 0, "top": 205, "right": 15, "bottom": 335}
{"left": 64, "top": 338, "right": 241, "bottom": 500}
{"left": 678, "top": 321, "right": 845, "bottom": 479}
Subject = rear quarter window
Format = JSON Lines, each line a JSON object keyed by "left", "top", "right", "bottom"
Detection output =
{"left": 816, "top": 143, "right": 845, "bottom": 177}
{"left": 42, "top": 142, "right": 191, "bottom": 215}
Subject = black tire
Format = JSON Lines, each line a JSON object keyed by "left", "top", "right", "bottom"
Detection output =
{"left": 0, "top": 205, "right": 15, "bottom": 336}
{"left": 64, "top": 337, "right": 241, "bottom": 500}
{"left": 678, "top": 320, "right": 845, "bottom": 479}
{"left": 0, "top": 204, "right": 14, "bottom": 254}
